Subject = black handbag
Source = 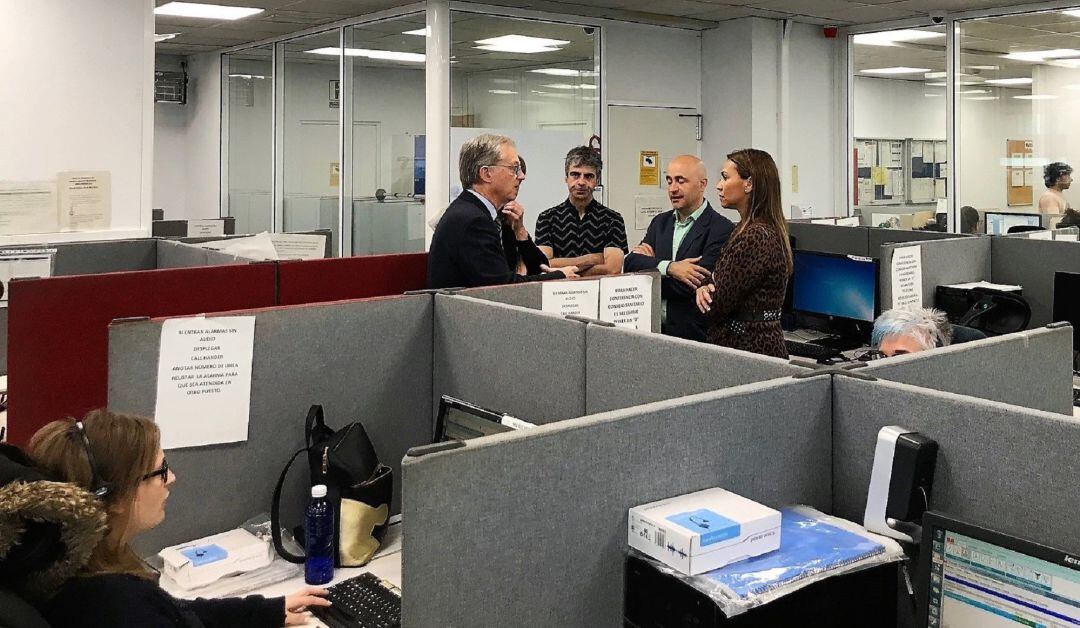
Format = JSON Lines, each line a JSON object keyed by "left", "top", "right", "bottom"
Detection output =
{"left": 271, "top": 405, "right": 392, "bottom": 567}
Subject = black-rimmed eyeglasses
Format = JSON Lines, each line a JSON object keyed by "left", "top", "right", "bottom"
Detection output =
{"left": 484, "top": 163, "right": 523, "bottom": 176}
{"left": 140, "top": 458, "right": 170, "bottom": 483}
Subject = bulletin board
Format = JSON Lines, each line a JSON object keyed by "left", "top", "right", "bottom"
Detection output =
{"left": 1006, "top": 139, "right": 1034, "bottom": 207}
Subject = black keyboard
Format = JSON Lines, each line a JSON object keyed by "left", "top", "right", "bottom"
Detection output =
{"left": 311, "top": 572, "right": 401, "bottom": 628}
{"left": 785, "top": 339, "right": 841, "bottom": 362}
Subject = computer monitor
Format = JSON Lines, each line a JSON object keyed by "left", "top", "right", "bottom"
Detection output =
{"left": 918, "top": 511, "right": 1079, "bottom": 628}
{"left": 984, "top": 211, "right": 1040, "bottom": 235}
{"left": 433, "top": 396, "right": 513, "bottom": 442}
{"left": 791, "top": 251, "right": 878, "bottom": 323}
{"left": 1053, "top": 271, "right": 1080, "bottom": 350}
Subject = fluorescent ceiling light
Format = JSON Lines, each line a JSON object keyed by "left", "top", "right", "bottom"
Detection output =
{"left": 1003, "top": 48, "right": 1080, "bottom": 62}
{"left": 1065, "top": 84, "right": 1080, "bottom": 91}
{"left": 474, "top": 35, "right": 569, "bottom": 54}
{"left": 924, "top": 93, "right": 944, "bottom": 98}
{"left": 1062, "top": 9, "right": 1080, "bottom": 17}
{"left": 489, "top": 89, "right": 517, "bottom": 95}
{"left": 860, "top": 67, "right": 932, "bottom": 74}
{"left": 529, "top": 68, "right": 586, "bottom": 76}
{"left": 965, "top": 96, "right": 999, "bottom": 101}
{"left": 926, "top": 82, "right": 946, "bottom": 86}
{"left": 403, "top": 27, "right": 430, "bottom": 36}
{"left": 985, "top": 77, "right": 1032, "bottom": 85}
{"left": 154, "top": 33, "right": 180, "bottom": 42}
{"left": 1013, "top": 94, "right": 1057, "bottom": 100}
{"left": 853, "top": 29, "right": 943, "bottom": 47}
{"left": 541, "top": 83, "right": 596, "bottom": 90}
{"left": 965, "top": 64, "right": 1000, "bottom": 71}
{"left": 960, "top": 89, "right": 991, "bottom": 94}
{"left": 154, "top": 2, "right": 263, "bottom": 20}
{"left": 306, "top": 47, "right": 425, "bottom": 63}
{"left": 228, "top": 73, "right": 267, "bottom": 79}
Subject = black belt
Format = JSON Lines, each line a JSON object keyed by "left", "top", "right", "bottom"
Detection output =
{"left": 729, "top": 309, "right": 782, "bottom": 323}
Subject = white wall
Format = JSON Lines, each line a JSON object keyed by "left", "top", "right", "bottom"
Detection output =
{"left": 0, "top": 0, "right": 153, "bottom": 241}
{"left": 854, "top": 76, "right": 945, "bottom": 139}
{"left": 603, "top": 22, "right": 700, "bottom": 108}
{"left": 958, "top": 92, "right": 1031, "bottom": 211}
{"left": 786, "top": 21, "right": 838, "bottom": 216}
{"left": 1032, "top": 64, "right": 1080, "bottom": 206}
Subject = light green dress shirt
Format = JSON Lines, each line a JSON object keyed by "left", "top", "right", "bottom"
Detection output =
{"left": 658, "top": 200, "right": 707, "bottom": 324}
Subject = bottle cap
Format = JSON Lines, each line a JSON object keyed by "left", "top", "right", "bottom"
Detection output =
{"left": 311, "top": 484, "right": 327, "bottom": 498}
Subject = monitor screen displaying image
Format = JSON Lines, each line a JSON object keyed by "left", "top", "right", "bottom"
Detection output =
{"left": 984, "top": 212, "right": 1040, "bottom": 235}
{"left": 792, "top": 252, "right": 878, "bottom": 323}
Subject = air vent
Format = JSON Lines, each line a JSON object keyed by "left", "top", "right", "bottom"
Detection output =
{"left": 155, "top": 70, "right": 187, "bottom": 104}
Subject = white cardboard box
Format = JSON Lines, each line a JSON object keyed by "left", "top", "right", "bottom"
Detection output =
{"left": 159, "top": 528, "right": 274, "bottom": 590}
{"left": 628, "top": 488, "right": 781, "bottom": 575}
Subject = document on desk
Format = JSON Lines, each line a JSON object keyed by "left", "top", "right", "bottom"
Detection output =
{"left": 0, "top": 180, "right": 58, "bottom": 234}
{"left": 599, "top": 274, "right": 653, "bottom": 331}
{"left": 943, "top": 280, "right": 1021, "bottom": 292}
{"left": 889, "top": 246, "right": 923, "bottom": 310}
{"left": 58, "top": 171, "right": 110, "bottom": 231}
{"left": 542, "top": 280, "right": 599, "bottom": 319}
{"left": 155, "top": 316, "right": 256, "bottom": 449}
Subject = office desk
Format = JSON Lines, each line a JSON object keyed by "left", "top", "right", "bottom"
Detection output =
{"left": 252, "top": 521, "right": 402, "bottom": 627}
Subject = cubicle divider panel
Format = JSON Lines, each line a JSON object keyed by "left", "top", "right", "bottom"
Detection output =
{"left": 109, "top": 294, "right": 434, "bottom": 554}
{"left": 585, "top": 324, "right": 810, "bottom": 414}
{"left": 991, "top": 237, "right": 1080, "bottom": 327}
{"left": 180, "top": 228, "right": 335, "bottom": 259}
{"left": 832, "top": 377, "right": 1080, "bottom": 554}
{"left": 155, "top": 240, "right": 250, "bottom": 268}
{"left": 879, "top": 237, "right": 991, "bottom": 309}
{"left": 276, "top": 253, "right": 427, "bottom": 306}
{"left": 433, "top": 294, "right": 586, "bottom": 425}
{"left": 46, "top": 238, "right": 159, "bottom": 276}
{"left": 6, "top": 264, "right": 278, "bottom": 445}
{"left": 402, "top": 376, "right": 833, "bottom": 628}
{"left": 788, "top": 223, "right": 869, "bottom": 256}
{"left": 859, "top": 326, "right": 1073, "bottom": 415}
{"left": 0, "top": 308, "right": 6, "bottom": 376}
{"left": 867, "top": 227, "right": 974, "bottom": 257}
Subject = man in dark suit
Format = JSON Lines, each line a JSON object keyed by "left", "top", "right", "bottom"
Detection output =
{"left": 624, "top": 155, "right": 734, "bottom": 341}
{"left": 427, "top": 134, "right": 578, "bottom": 289}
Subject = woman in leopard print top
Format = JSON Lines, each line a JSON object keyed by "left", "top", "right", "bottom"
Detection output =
{"left": 695, "top": 149, "right": 793, "bottom": 358}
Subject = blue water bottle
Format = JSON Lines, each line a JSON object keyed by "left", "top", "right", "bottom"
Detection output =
{"left": 304, "top": 484, "right": 334, "bottom": 585}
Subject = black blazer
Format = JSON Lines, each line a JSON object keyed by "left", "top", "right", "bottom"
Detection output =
{"left": 427, "top": 191, "right": 560, "bottom": 289}
{"left": 624, "top": 203, "right": 734, "bottom": 341}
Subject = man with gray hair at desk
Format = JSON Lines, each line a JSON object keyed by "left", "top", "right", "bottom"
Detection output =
{"left": 871, "top": 307, "right": 953, "bottom": 358}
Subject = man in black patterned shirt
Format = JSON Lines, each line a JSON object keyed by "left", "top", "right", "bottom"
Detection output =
{"left": 535, "top": 147, "right": 628, "bottom": 276}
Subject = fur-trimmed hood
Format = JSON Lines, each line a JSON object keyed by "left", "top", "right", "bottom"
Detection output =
{"left": 0, "top": 445, "right": 107, "bottom": 602}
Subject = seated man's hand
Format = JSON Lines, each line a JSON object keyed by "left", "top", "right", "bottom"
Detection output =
{"left": 500, "top": 201, "right": 528, "bottom": 239}
{"left": 542, "top": 264, "right": 579, "bottom": 279}
{"left": 630, "top": 242, "right": 655, "bottom": 257}
{"left": 696, "top": 283, "right": 715, "bottom": 314}
{"left": 668, "top": 256, "right": 710, "bottom": 290}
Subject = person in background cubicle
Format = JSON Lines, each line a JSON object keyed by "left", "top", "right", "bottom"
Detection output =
{"left": 27, "top": 409, "right": 331, "bottom": 627}
{"left": 427, "top": 134, "right": 578, "bottom": 289}
{"left": 534, "top": 146, "right": 628, "bottom": 276}
{"left": 960, "top": 206, "right": 980, "bottom": 234}
{"left": 1038, "top": 162, "right": 1073, "bottom": 214}
{"left": 694, "top": 149, "right": 793, "bottom": 359}
{"left": 870, "top": 307, "right": 953, "bottom": 358}
{"left": 624, "top": 155, "right": 734, "bottom": 342}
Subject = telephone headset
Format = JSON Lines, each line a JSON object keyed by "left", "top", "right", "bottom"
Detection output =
{"left": 71, "top": 420, "right": 112, "bottom": 499}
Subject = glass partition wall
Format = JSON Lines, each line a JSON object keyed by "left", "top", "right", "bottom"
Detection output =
{"left": 222, "top": 46, "right": 273, "bottom": 234}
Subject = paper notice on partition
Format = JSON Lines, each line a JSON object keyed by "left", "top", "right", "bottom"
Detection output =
{"left": 154, "top": 316, "right": 256, "bottom": 449}
{"left": 1028, "top": 230, "right": 1053, "bottom": 240}
{"left": 187, "top": 219, "right": 225, "bottom": 237}
{"left": 542, "top": 280, "right": 600, "bottom": 319}
{"left": 890, "top": 246, "right": 923, "bottom": 310}
{"left": 0, "top": 181, "right": 58, "bottom": 234}
{"left": 635, "top": 195, "right": 667, "bottom": 231}
{"left": 599, "top": 274, "right": 653, "bottom": 330}
{"left": 269, "top": 233, "right": 326, "bottom": 259}
{"left": 1057, "top": 233, "right": 1079, "bottom": 242}
{"left": 58, "top": 171, "right": 110, "bottom": 231}
{"left": 0, "top": 248, "right": 55, "bottom": 305}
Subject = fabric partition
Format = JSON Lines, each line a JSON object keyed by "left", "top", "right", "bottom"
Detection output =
{"left": 858, "top": 325, "right": 1073, "bottom": 415}
{"left": 585, "top": 323, "right": 810, "bottom": 414}
{"left": 276, "top": 253, "right": 427, "bottom": 306}
{"left": 867, "top": 227, "right": 974, "bottom": 257}
{"left": 832, "top": 376, "right": 1080, "bottom": 554}
{"left": 180, "top": 228, "right": 335, "bottom": 259}
{"left": 401, "top": 376, "right": 833, "bottom": 628}
{"left": 433, "top": 294, "right": 586, "bottom": 425}
{"left": 6, "top": 265, "right": 278, "bottom": 445}
{"left": 991, "top": 237, "right": 1080, "bottom": 327}
{"left": 155, "top": 240, "right": 251, "bottom": 268}
{"left": 788, "top": 222, "right": 869, "bottom": 256}
{"left": 878, "top": 237, "right": 991, "bottom": 309}
{"left": 108, "top": 294, "right": 435, "bottom": 554}
{"left": 0, "top": 238, "right": 158, "bottom": 276}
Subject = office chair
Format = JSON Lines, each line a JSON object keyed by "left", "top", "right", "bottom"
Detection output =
{"left": 1006, "top": 225, "right": 1045, "bottom": 234}
{"left": 957, "top": 288, "right": 1031, "bottom": 336}
{"left": 949, "top": 324, "right": 987, "bottom": 344}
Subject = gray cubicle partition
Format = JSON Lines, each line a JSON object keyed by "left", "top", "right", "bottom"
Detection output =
{"left": 584, "top": 323, "right": 810, "bottom": 414}
{"left": 402, "top": 375, "right": 833, "bottom": 628}
{"left": 858, "top": 325, "right": 1074, "bottom": 415}
{"left": 991, "top": 237, "right": 1080, "bottom": 327}
{"left": 433, "top": 294, "right": 587, "bottom": 425}
{"left": 867, "top": 227, "right": 974, "bottom": 255}
{"left": 878, "top": 237, "right": 991, "bottom": 309}
{"left": 156, "top": 240, "right": 250, "bottom": 268}
{"left": 0, "top": 238, "right": 158, "bottom": 277}
{"left": 460, "top": 272, "right": 662, "bottom": 333}
{"left": 832, "top": 376, "right": 1080, "bottom": 554}
{"left": 179, "top": 228, "right": 335, "bottom": 259}
{"left": 108, "top": 294, "right": 434, "bottom": 553}
{"left": 788, "top": 222, "right": 869, "bottom": 256}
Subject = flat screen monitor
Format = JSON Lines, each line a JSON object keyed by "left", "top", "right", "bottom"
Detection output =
{"left": 1053, "top": 271, "right": 1080, "bottom": 350}
{"left": 919, "top": 511, "right": 1079, "bottom": 628}
{"left": 984, "top": 212, "right": 1040, "bottom": 235}
{"left": 434, "top": 396, "right": 513, "bottom": 442}
{"left": 792, "top": 251, "right": 878, "bottom": 323}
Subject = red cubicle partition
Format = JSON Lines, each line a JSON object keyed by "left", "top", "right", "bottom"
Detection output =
{"left": 6, "top": 264, "right": 278, "bottom": 445}
{"left": 276, "top": 253, "right": 427, "bottom": 305}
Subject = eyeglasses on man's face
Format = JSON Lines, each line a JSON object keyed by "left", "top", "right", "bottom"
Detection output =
{"left": 140, "top": 458, "right": 170, "bottom": 483}
{"left": 485, "top": 162, "right": 523, "bottom": 176}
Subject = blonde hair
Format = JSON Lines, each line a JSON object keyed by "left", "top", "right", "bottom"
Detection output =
{"left": 28, "top": 409, "right": 161, "bottom": 579}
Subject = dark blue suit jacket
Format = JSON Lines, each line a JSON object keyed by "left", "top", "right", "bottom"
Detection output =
{"left": 623, "top": 203, "right": 734, "bottom": 341}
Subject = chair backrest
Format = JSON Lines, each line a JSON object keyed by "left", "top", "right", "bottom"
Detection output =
{"left": 950, "top": 324, "right": 988, "bottom": 344}
{"left": 1007, "top": 225, "right": 1045, "bottom": 234}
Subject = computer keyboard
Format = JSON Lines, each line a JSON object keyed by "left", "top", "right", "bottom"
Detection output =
{"left": 785, "top": 338, "right": 841, "bottom": 362}
{"left": 310, "top": 572, "right": 401, "bottom": 628}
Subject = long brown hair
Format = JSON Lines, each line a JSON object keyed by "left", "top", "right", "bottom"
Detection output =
{"left": 28, "top": 409, "right": 161, "bottom": 579}
{"left": 726, "top": 148, "right": 793, "bottom": 273}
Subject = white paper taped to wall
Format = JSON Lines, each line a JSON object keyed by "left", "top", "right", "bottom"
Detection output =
{"left": 542, "top": 280, "right": 600, "bottom": 319}
{"left": 889, "top": 245, "right": 923, "bottom": 310}
{"left": 58, "top": 171, "right": 110, "bottom": 231}
{"left": 0, "top": 181, "right": 58, "bottom": 234}
{"left": 599, "top": 274, "right": 653, "bottom": 330}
